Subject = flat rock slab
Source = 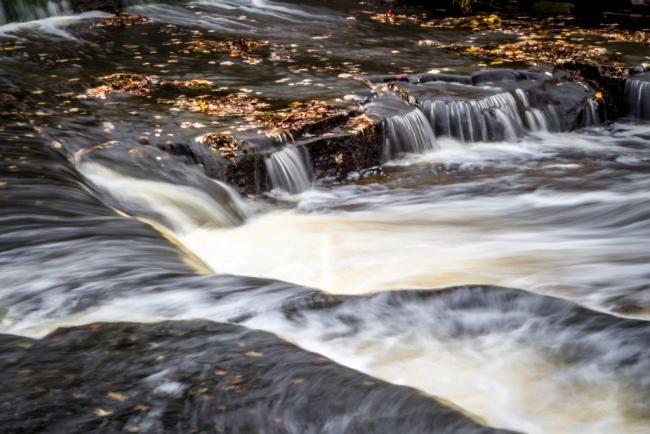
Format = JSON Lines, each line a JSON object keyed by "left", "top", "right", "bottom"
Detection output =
{"left": 0, "top": 320, "right": 514, "bottom": 434}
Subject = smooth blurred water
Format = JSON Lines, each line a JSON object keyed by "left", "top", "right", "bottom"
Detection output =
{"left": 1, "top": 2, "right": 650, "bottom": 433}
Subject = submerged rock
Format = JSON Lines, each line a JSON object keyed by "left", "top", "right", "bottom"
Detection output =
{"left": 0, "top": 320, "right": 514, "bottom": 434}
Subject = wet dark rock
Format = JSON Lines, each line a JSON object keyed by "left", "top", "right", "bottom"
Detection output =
{"left": 71, "top": 0, "right": 124, "bottom": 12}
{"left": 470, "top": 69, "right": 550, "bottom": 85}
{"left": 386, "top": 68, "right": 598, "bottom": 140}
{"left": 410, "top": 73, "right": 473, "bottom": 85}
{"left": 0, "top": 320, "right": 514, "bottom": 434}
{"left": 157, "top": 68, "right": 602, "bottom": 194}
{"left": 0, "top": 334, "right": 33, "bottom": 368}
{"left": 520, "top": 74, "right": 598, "bottom": 129}
{"left": 362, "top": 73, "right": 473, "bottom": 86}
{"left": 157, "top": 138, "right": 268, "bottom": 195}
{"left": 559, "top": 62, "right": 648, "bottom": 121}
{"left": 529, "top": 1, "right": 573, "bottom": 15}
{"left": 225, "top": 113, "right": 381, "bottom": 192}
{"left": 470, "top": 69, "right": 527, "bottom": 84}
{"left": 361, "top": 74, "right": 411, "bottom": 84}
{"left": 158, "top": 108, "right": 380, "bottom": 194}
{"left": 299, "top": 122, "right": 382, "bottom": 181}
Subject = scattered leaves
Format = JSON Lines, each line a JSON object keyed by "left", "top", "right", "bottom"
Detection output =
{"left": 165, "top": 92, "right": 268, "bottom": 116}
{"left": 344, "top": 114, "right": 374, "bottom": 133}
{"left": 92, "top": 14, "right": 154, "bottom": 28}
{"left": 86, "top": 73, "right": 154, "bottom": 99}
{"left": 251, "top": 100, "right": 345, "bottom": 135}
{"left": 159, "top": 79, "right": 213, "bottom": 89}
{"left": 185, "top": 38, "right": 267, "bottom": 64}
{"left": 87, "top": 74, "right": 215, "bottom": 99}
{"left": 370, "top": 10, "right": 422, "bottom": 25}
{"left": 461, "top": 37, "right": 608, "bottom": 65}
{"left": 202, "top": 133, "right": 240, "bottom": 160}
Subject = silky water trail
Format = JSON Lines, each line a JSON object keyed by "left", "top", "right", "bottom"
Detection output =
{"left": 1, "top": 1, "right": 650, "bottom": 434}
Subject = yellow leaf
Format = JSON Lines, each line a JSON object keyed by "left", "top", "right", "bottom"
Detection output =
{"left": 245, "top": 351, "right": 263, "bottom": 357}
{"left": 94, "top": 408, "right": 113, "bottom": 417}
{"left": 107, "top": 391, "right": 127, "bottom": 401}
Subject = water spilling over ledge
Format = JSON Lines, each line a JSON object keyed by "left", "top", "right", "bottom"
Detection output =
{"left": 625, "top": 78, "right": 650, "bottom": 119}
{"left": 365, "top": 98, "right": 438, "bottom": 160}
{"left": 265, "top": 144, "right": 313, "bottom": 193}
{"left": 0, "top": 0, "right": 73, "bottom": 25}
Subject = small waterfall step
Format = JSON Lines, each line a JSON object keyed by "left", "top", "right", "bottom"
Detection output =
{"left": 624, "top": 74, "right": 650, "bottom": 120}
{"left": 265, "top": 144, "right": 313, "bottom": 194}
{"left": 0, "top": 0, "right": 155, "bottom": 25}
{"left": 365, "top": 95, "right": 438, "bottom": 161}
{"left": 0, "top": 0, "right": 73, "bottom": 25}
{"left": 363, "top": 69, "right": 600, "bottom": 146}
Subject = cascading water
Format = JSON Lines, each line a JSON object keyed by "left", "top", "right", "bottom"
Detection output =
{"left": 0, "top": 0, "right": 73, "bottom": 25}
{"left": 422, "top": 89, "right": 564, "bottom": 142}
{"left": 383, "top": 107, "right": 438, "bottom": 158}
{"left": 265, "top": 145, "right": 313, "bottom": 193}
{"left": 580, "top": 98, "right": 599, "bottom": 126}
{"left": 625, "top": 79, "right": 650, "bottom": 119}
{"left": 366, "top": 96, "right": 438, "bottom": 160}
{"left": 79, "top": 162, "right": 245, "bottom": 233}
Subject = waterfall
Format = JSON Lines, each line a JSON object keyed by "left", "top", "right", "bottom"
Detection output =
{"left": 364, "top": 95, "right": 438, "bottom": 161}
{"left": 79, "top": 162, "right": 244, "bottom": 234}
{"left": 265, "top": 145, "right": 313, "bottom": 194}
{"left": 624, "top": 79, "right": 650, "bottom": 120}
{"left": 423, "top": 90, "right": 562, "bottom": 142}
{"left": 0, "top": 0, "right": 73, "bottom": 25}
{"left": 581, "top": 99, "right": 599, "bottom": 127}
{"left": 0, "top": 0, "right": 168, "bottom": 25}
{"left": 382, "top": 107, "right": 438, "bottom": 160}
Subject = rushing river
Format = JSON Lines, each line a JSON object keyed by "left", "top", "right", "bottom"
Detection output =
{"left": 1, "top": 1, "right": 650, "bottom": 434}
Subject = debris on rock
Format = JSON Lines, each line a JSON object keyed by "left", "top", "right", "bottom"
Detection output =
{"left": 91, "top": 13, "right": 154, "bottom": 28}
{"left": 344, "top": 114, "right": 374, "bottom": 134}
{"left": 86, "top": 73, "right": 154, "bottom": 99}
{"left": 164, "top": 92, "right": 268, "bottom": 116}
{"left": 184, "top": 38, "right": 268, "bottom": 64}
{"left": 251, "top": 100, "right": 350, "bottom": 136}
{"left": 461, "top": 38, "right": 608, "bottom": 65}
{"left": 201, "top": 133, "right": 241, "bottom": 160}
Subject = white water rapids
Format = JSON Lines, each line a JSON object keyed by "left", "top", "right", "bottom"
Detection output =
{"left": 71, "top": 123, "right": 650, "bottom": 434}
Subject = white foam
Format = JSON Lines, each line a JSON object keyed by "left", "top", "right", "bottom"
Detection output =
{"left": 265, "top": 145, "right": 313, "bottom": 194}
{"left": 0, "top": 11, "right": 112, "bottom": 39}
{"left": 79, "top": 162, "right": 242, "bottom": 233}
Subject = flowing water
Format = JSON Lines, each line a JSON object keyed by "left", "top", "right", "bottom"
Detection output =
{"left": 626, "top": 78, "right": 650, "bottom": 120}
{"left": 265, "top": 144, "right": 313, "bottom": 193}
{"left": 1, "top": 1, "right": 650, "bottom": 433}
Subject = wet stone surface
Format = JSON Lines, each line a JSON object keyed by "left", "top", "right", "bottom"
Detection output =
{"left": 0, "top": 320, "right": 514, "bottom": 434}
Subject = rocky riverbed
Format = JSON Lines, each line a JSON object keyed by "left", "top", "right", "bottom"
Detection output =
{"left": 1, "top": 1, "right": 650, "bottom": 433}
